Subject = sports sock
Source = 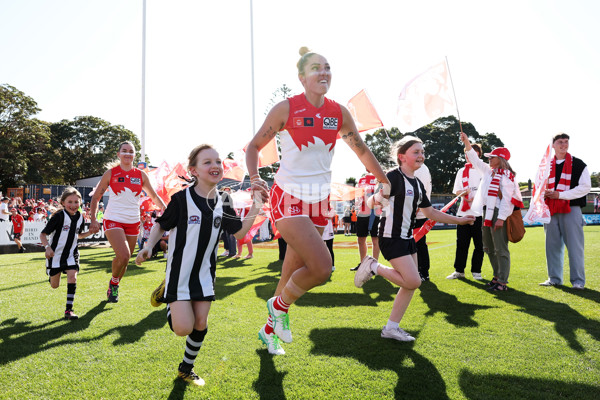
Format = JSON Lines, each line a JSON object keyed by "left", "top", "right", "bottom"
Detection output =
{"left": 66, "top": 283, "right": 76, "bottom": 311}
{"left": 264, "top": 316, "right": 274, "bottom": 335}
{"left": 385, "top": 319, "right": 399, "bottom": 330}
{"left": 272, "top": 296, "right": 290, "bottom": 313}
{"left": 180, "top": 328, "right": 207, "bottom": 372}
{"left": 371, "top": 261, "right": 380, "bottom": 275}
{"left": 110, "top": 276, "right": 120, "bottom": 286}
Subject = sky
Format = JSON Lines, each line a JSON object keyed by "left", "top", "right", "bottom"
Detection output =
{"left": 2, "top": 0, "right": 599, "bottom": 186}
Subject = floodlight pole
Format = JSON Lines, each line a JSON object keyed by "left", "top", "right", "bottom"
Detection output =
{"left": 250, "top": 0, "right": 256, "bottom": 135}
{"left": 141, "top": 0, "right": 147, "bottom": 162}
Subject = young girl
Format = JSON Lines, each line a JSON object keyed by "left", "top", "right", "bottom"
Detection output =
{"left": 89, "top": 141, "right": 166, "bottom": 303}
{"left": 10, "top": 208, "right": 26, "bottom": 253}
{"left": 354, "top": 136, "right": 475, "bottom": 341}
{"left": 40, "top": 188, "right": 93, "bottom": 320}
{"left": 460, "top": 132, "right": 523, "bottom": 291}
{"left": 246, "top": 47, "right": 390, "bottom": 355}
{"left": 136, "top": 144, "right": 265, "bottom": 386}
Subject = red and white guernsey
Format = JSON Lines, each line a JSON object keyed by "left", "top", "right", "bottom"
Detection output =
{"left": 275, "top": 94, "right": 343, "bottom": 203}
{"left": 104, "top": 166, "right": 144, "bottom": 224}
{"left": 356, "top": 174, "right": 379, "bottom": 216}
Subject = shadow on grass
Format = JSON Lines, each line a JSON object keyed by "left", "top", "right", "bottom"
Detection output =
{"left": 419, "top": 282, "right": 494, "bottom": 327}
{"left": 309, "top": 328, "right": 449, "bottom": 399}
{"left": 556, "top": 285, "right": 600, "bottom": 304}
{"left": 0, "top": 301, "right": 108, "bottom": 364}
{"left": 217, "top": 275, "right": 277, "bottom": 300}
{"left": 458, "top": 369, "right": 600, "bottom": 400}
{"left": 253, "top": 349, "right": 287, "bottom": 400}
{"left": 91, "top": 309, "right": 167, "bottom": 345}
{"left": 166, "top": 378, "right": 188, "bottom": 400}
{"left": 463, "top": 280, "right": 600, "bottom": 352}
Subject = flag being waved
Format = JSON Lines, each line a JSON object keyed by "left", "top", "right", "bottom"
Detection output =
{"left": 397, "top": 61, "right": 455, "bottom": 132}
{"left": 413, "top": 196, "right": 460, "bottom": 242}
{"left": 524, "top": 143, "right": 553, "bottom": 224}
{"left": 347, "top": 89, "right": 384, "bottom": 133}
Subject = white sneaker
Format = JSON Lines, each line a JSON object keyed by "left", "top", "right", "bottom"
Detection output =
{"left": 258, "top": 326, "right": 285, "bottom": 355}
{"left": 472, "top": 272, "right": 483, "bottom": 280}
{"left": 446, "top": 271, "right": 465, "bottom": 279}
{"left": 331, "top": 266, "right": 336, "bottom": 272}
{"left": 572, "top": 283, "right": 585, "bottom": 290}
{"left": 220, "top": 251, "right": 229, "bottom": 257}
{"left": 539, "top": 279, "right": 557, "bottom": 286}
{"left": 381, "top": 326, "right": 415, "bottom": 342}
{"left": 354, "top": 256, "right": 376, "bottom": 288}
{"left": 266, "top": 297, "right": 292, "bottom": 343}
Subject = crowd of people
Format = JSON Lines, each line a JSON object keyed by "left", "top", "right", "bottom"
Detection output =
{"left": 2, "top": 47, "right": 593, "bottom": 389}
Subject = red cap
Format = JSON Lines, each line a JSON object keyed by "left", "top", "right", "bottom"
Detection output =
{"left": 10, "top": 208, "right": 17, "bottom": 212}
{"left": 484, "top": 147, "right": 511, "bottom": 161}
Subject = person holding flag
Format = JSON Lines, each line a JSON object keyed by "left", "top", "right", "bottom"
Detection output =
{"left": 539, "top": 133, "right": 591, "bottom": 289}
{"left": 448, "top": 144, "right": 485, "bottom": 280}
{"left": 246, "top": 46, "right": 391, "bottom": 355}
{"left": 354, "top": 136, "right": 475, "bottom": 342}
{"left": 350, "top": 171, "right": 381, "bottom": 271}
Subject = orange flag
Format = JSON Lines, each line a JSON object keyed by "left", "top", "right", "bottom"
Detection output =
{"left": 329, "top": 182, "right": 364, "bottom": 201}
{"left": 223, "top": 159, "right": 245, "bottom": 181}
{"left": 244, "top": 138, "right": 279, "bottom": 167}
{"left": 347, "top": 89, "right": 384, "bottom": 133}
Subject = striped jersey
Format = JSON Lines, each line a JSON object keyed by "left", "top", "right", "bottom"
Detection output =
{"left": 379, "top": 168, "right": 431, "bottom": 239}
{"left": 42, "top": 210, "right": 85, "bottom": 268}
{"left": 156, "top": 188, "right": 242, "bottom": 302}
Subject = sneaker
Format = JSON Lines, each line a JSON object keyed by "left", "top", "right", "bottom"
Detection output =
{"left": 266, "top": 297, "right": 292, "bottom": 343}
{"left": 354, "top": 256, "right": 376, "bottom": 288}
{"left": 150, "top": 279, "right": 166, "bottom": 307}
{"left": 350, "top": 263, "right": 360, "bottom": 271}
{"left": 64, "top": 310, "right": 79, "bottom": 320}
{"left": 489, "top": 282, "right": 508, "bottom": 291}
{"left": 107, "top": 283, "right": 119, "bottom": 303}
{"left": 446, "top": 271, "right": 465, "bottom": 279}
{"left": 472, "top": 272, "right": 483, "bottom": 280}
{"left": 572, "top": 283, "right": 585, "bottom": 290}
{"left": 177, "top": 364, "right": 205, "bottom": 386}
{"left": 420, "top": 274, "right": 430, "bottom": 282}
{"left": 18, "top": 247, "right": 25, "bottom": 253}
{"left": 220, "top": 251, "right": 229, "bottom": 257}
{"left": 539, "top": 279, "right": 557, "bottom": 286}
{"left": 258, "top": 326, "right": 285, "bottom": 355}
{"left": 331, "top": 266, "right": 336, "bottom": 272}
{"left": 381, "top": 326, "right": 415, "bottom": 342}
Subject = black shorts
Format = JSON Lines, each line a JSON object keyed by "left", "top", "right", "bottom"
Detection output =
{"left": 356, "top": 216, "right": 380, "bottom": 238}
{"left": 46, "top": 264, "right": 79, "bottom": 277}
{"left": 13, "top": 232, "right": 22, "bottom": 240}
{"left": 379, "top": 237, "right": 417, "bottom": 261}
{"left": 342, "top": 216, "right": 351, "bottom": 223}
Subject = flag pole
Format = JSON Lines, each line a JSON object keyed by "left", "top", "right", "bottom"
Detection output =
{"left": 445, "top": 56, "right": 463, "bottom": 134}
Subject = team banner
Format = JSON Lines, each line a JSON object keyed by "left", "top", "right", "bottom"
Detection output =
{"left": 524, "top": 143, "right": 552, "bottom": 225}
{"left": 397, "top": 61, "right": 455, "bottom": 132}
{"left": 0, "top": 221, "right": 106, "bottom": 246}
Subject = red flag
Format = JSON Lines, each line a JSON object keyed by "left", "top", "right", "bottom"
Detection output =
{"left": 413, "top": 196, "right": 460, "bottom": 242}
{"left": 244, "top": 138, "right": 279, "bottom": 167}
{"left": 223, "top": 159, "right": 245, "bottom": 181}
{"left": 347, "top": 89, "right": 383, "bottom": 133}
{"left": 239, "top": 214, "right": 267, "bottom": 244}
{"left": 329, "top": 182, "right": 364, "bottom": 201}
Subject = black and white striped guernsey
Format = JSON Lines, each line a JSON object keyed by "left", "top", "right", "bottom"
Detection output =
{"left": 41, "top": 210, "right": 85, "bottom": 268}
{"left": 379, "top": 168, "right": 431, "bottom": 239}
{"left": 157, "top": 188, "right": 242, "bottom": 302}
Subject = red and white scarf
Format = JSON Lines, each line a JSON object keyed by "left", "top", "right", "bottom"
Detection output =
{"left": 545, "top": 153, "right": 572, "bottom": 215}
{"left": 484, "top": 168, "right": 524, "bottom": 227}
{"left": 461, "top": 163, "right": 472, "bottom": 212}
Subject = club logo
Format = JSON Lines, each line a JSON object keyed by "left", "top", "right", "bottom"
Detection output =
{"left": 117, "top": 177, "right": 125, "bottom": 183}
{"left": 323, "top": 117, "right": 338, "bottom": 130}
{"left": 293, "top": 117, "right": 314, "bottom": 127}
{"left": 63, "top": 225, "right": 70, "bottom": 231}
{"left": 406, "top": 189, "right": 414, "bottom": 196}
{"left": 188, "top": 215, "right": 201, "bottom": 224}
{"left": 214, "top": 216, "right": 222, "bottom": 228}
{"left": 130, "top": 177, "right": 141, "bottom": 185}
{"left": 288, "top": 206, "right": 301, "bottom": 215}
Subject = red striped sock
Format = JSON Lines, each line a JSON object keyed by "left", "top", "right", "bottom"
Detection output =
{"left": 264, "top": 316, "right": 274, "bottom": 334}
{"left": 110, "top": 276, "right": 120, "bottom": 286}
{"left": 273, "top": 296, "right": 290, "bottom": 313}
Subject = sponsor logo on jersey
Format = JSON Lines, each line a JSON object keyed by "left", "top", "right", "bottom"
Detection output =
{"left": 117, "top": 177, "right": 125, "bottom": 183}
{"left": 323, "top": 117, "right": 338, "bottom": 130}
{"left": 188, "top": 215, "right": 201, "bottom": 224}
{"left": 63, "top": 225, "right": 70, "bottom": 231}
{"left": 130, "top": 177, "right": 141, "bottom": 185}
{"left": 406, "top": 189, "right": 414, "bottom": 196}
{"left": 214, "top": 216, "right": 222, "bottom": 228}
{"left": 293, "top": 117, "right": 314, "bottom": 127}
{"left": 293, "top": 108, "right": 307, "bottom": 114}
{"left": 288, "top": 206, "right": 301, "bottom": 215}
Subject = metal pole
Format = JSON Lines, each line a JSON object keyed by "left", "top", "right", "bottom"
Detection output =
{"left": 249, "top": 0, "right": 256, "bottom": 134}
{"left": 141, "top": 0, "right": 147, "bottom": 161}
{"left": 445, "top": 56, "right": 463, "bottom": 133}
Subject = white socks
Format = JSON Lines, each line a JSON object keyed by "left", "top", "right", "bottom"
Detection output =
{"left": 385, "top": 319, "right": 399, "bottom": 330}
{"left": 370, "top": 260, "right": 380, "bottom": 275}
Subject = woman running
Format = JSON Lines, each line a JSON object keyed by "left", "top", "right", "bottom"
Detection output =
{"left": 246, "top": 47, "right": 390, "bottom": 355}
{"left": 90, "top": 141, "right": 166, "bottom": 303}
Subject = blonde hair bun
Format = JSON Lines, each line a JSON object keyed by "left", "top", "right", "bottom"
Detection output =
{"left": 299, "top": 46, "right": 311, "bottom": 56}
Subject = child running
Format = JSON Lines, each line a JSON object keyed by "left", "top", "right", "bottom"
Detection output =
{"left": 40, "top": 188, "right": 93, "bottom": 320}
{"left": 136, "top": 144, "right": 266, "bottom": 386}
{"left": 354, "top": 136, "right": 475, "bottom": 341}
{"left": 10, "top": 208, "right": 26, "bottom": 253}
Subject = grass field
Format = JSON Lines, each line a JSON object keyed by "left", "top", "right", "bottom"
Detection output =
{"left": 1, "top": 226, "right": 599, "bottom": 400}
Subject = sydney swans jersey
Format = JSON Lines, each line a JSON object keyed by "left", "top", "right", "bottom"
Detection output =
{"left": 104, "top": 166, "right": 144, "bottom": 224}
{"left": 275, "top": 94, "right": 343, "bottom": 203}
{"left": 356, "top": 174, "right": 379, "bottom": 215}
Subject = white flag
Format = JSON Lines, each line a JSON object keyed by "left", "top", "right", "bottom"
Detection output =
{"left": 524, "top": 143, "right": 553, "bottom": 224}
{"left": 397, "top": 61, "right": 455, "bottom": 132}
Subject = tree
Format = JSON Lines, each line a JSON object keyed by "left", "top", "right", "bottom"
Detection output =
{"left": 591, "top": 172, "right": 599, "bottom": 188}
{"left": 49, "top": 116, "right": 142, "bottom": 184}
{"left": 345, "top": 177, "right": 357, "bottom": 186}
{"left": 0, "top": 84, "right": 53, "bottom": 191}
{"left": 364, "top": 116, "right": 504, "bottom": 193}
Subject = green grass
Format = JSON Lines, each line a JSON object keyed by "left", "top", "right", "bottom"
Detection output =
{"left": 1, "top": 226, "right": 599, "bottom": 399}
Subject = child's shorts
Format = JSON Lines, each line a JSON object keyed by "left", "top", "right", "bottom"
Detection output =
{"left": 47, "top": 264, "right": 79, "bottom": 277}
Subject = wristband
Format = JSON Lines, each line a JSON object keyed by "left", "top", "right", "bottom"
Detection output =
{"left": 44, "top": 244, "right": 50, "bottom": 249}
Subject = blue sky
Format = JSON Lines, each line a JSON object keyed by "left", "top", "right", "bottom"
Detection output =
{"left": 1, "top": 0, "right": 599, "bottom": 183}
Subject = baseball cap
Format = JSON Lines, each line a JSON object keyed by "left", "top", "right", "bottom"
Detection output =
{"left": 484, "top": 147, "right": 511, "bottom": 161}
{"left": 10, "top": 208, "right": 17, "bottom": 212}
{"left": 1, "top": 197, "right": 8, "bottom": 201}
